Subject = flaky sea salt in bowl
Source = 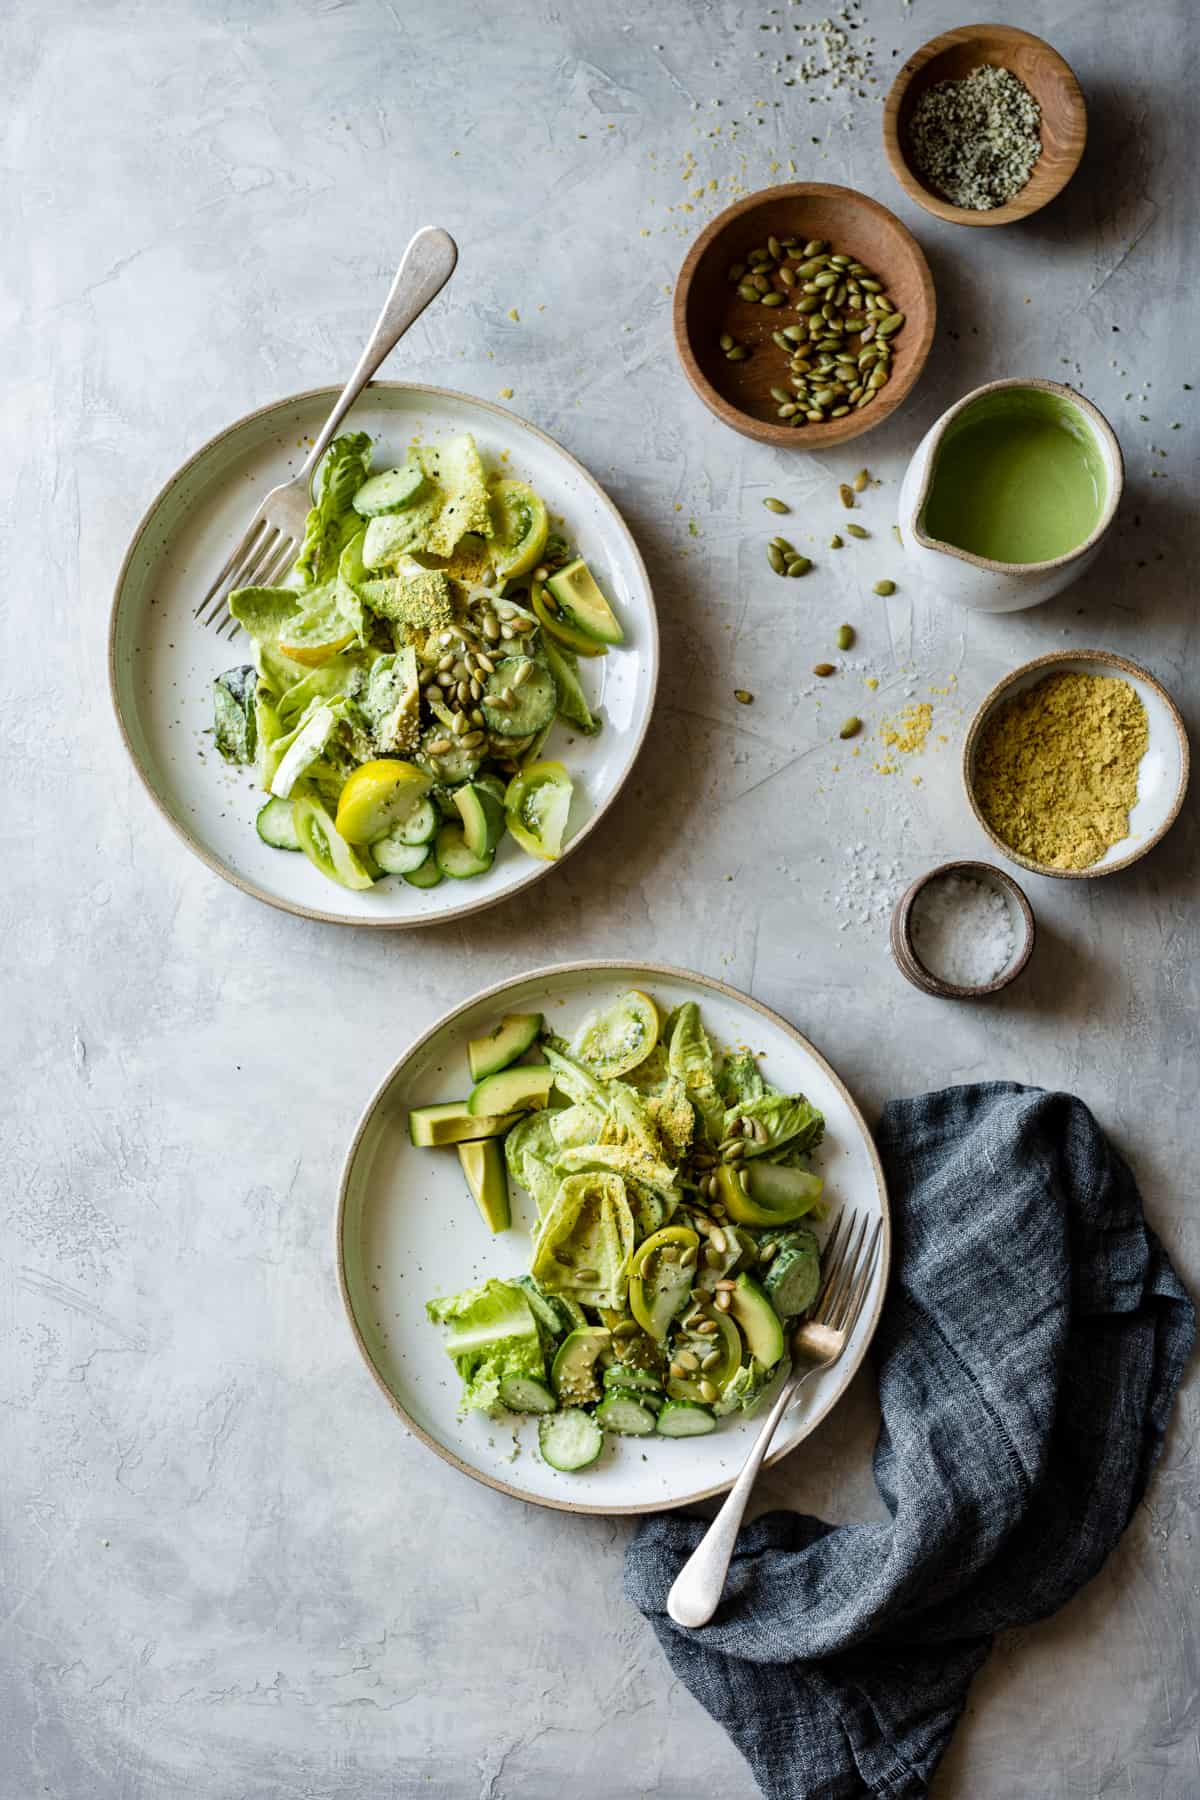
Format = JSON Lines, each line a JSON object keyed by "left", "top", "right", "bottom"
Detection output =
{"left": 890, "top": 860, "right": 1035, "bottom": 999}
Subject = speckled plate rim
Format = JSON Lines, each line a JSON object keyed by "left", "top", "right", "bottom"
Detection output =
{"left": 962, "top": 649, "right": 1190, "bottom": 880}
{"left": 335, "top": 959, "right": 891, "bottom": 1516}
{"left": 108, "top": 382, "right": 659, "bottom": 930}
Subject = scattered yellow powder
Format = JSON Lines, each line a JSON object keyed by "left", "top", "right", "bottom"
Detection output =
{"left": 498, "top": 387, "right": 513, "bottom": 399}
{"left": 874, "top": 703, "right": 933, "bottom": 776}
{"left": 973, "top": 671, "right": 1148, "bottom": 870}
{"left": 507, "top": 308, "right": 520, "bottom": 322}
{"left": 865, "top": 676, "right": 879, "bottom": 691}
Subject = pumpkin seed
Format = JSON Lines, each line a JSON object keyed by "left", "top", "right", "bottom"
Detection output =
{"left": 696, "top": 1319, "right": 719, "bottom": 1335}
{"left": 769, "top": 536, "right": 793, "bottom": 552}
{"left": 839, "top": 483, "right": 855, "bottom": 509}
{"left": 713, "top": 1293, "right": 732, "bottom": 1316}
{"left": 613, "top": 1318, "right": 641, "bottom": 1338}
{"left": 803, "top": 239, "right": 826, "bottom": 256}
{"left": 575, "top": 1267, "right": 600, "bottom": 1283}
{"left": 669, "top": 1362, "right": 685, "bottom": 1381}
{"left": 771, "top": 330, "right": 791, "bottom": 350}
{"left": 699, "top": 1377, "right": 719, "bottom": 1401}
{"left": 836, "top": 623, "right": 855, "bottom": 650}
{"left": 778, "top": 266, "right": 796, "bottom": 288}
{"left": 460, "top": 730, "right": 485, "bottom": 748}
{"left": 830, "top": 405, "right": 850, "bottom": 417}
{"left": 787, "top": 556, "right": 812, "bottom": 576}
{"left": 725, "top": 1138, "right": 747, "bottom": 1159}
{"left": 778, "top": 403, "right": 799, "bottom": 419}
{"left": 737, "top": 283, "right": 760, "bottom": 303}
{"left": 813, "top": 662, "right": 836, "bottom": 677}
{"left": 727, "top": 261, "right": 746, "bottom": 283}
{"left": 760, "top": 292, "right": 784, "bottom": 308}
{"left": 726, "top": 345, "right": 750, "bottom": 361}
{"left": 511, "top": 659, "right": 533, "bottom": 687}
{"left": 759, "top": 1241, "right": 778, "bottom": 1263}
{"left": 829, "top": 534, "right": 843, "bottom": 549}
{"left": 839, "top": 716, "right": 863, "bottom": 740}
{"left": 768, "top": 388, "right": 790, "bottom": 404}
{"left": 873, "top": 580, "right": 896, "bottom": 596}
{"left": 451, "top": 712, "right": 468, "bottom": 736}
{"left": 719, "top": 331, "right": 734, "bottom": 351}
{"left": 680, "top": 1245, "right": 698, "bottom": 1269}
{"left": 733, "top": 689, "right": 754, "bottom": 706}
{"left": 846, "top": 523, "right": 869, "bottom": 539}
{"left": 878, "top": 311, "right": 905, "bottom": 336}
{"left": 426, "top": 737, "right": 452, "bottom": 755}
{"left": 853, "top": 468, "right": 870, "bottom": 492}
{"left": 675, "top": 1348, "right": 700, "bottom": 1372}
{"left": 700, "top": 1350, "right": 722, "bottom": 1373}
{"left": 767, "top": 544, "right": 786, "bottom": 574}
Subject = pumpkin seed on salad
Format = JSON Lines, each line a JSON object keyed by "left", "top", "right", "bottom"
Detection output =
{"left": 210, "top": 430, "right": 625, "bottom": 892}
{"left": 419, "top": 991, "right": 829, "bottom": 1471}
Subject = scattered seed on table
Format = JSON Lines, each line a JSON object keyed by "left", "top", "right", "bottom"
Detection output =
{"left": 839, "top": 716, "right": 863, "bottom": 740}
{"left": 734, "top": 689, "right": 754, "bottom": 705}
{"left": 787, "top": 556, "right": 812, "bottom": 576}
{"left": 836, "top": 623, "right": 856, "bottom": 650}
{"left": 839, "top": 483, "right": 856, "bottom": 509}
{"left": 846, "top": 523, "right": 869, "bottom": 539}
{"left": 813, "top": 662, "right": 836, "bottom": 677}
{"left": 873, "top": 579, "right": 896, "bottom": 596}
{"left": 853, "top": 468, "right": 870, "bottom": 492}
{"left": 764, "top": 496, "right": 790, "bottom": 514}
{"left": 829, "top": 533, "right": 843, "bottom": 549}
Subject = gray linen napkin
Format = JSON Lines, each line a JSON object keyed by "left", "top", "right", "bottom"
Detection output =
{"left": 625, "top": 1084, "right": 1195, "bottom": 1799}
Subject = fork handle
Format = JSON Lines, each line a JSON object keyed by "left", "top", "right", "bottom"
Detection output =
{"left": 666, "top": 1361, "right": 818, "bottom": 1630}
{"left": 300, "top": 225, "right": 459, "bottom": 481}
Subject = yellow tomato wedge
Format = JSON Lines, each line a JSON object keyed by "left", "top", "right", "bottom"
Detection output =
{"left": 335, "top": 759, "right": 432, "bottom": 845}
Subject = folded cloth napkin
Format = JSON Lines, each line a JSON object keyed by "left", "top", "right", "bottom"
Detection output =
{"left": 626, "top": 1084, "right": 1195, "bottom": 1800}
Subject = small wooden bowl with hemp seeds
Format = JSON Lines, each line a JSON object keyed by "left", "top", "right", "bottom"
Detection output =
{"left": 883, "top": 24, "right": 1086, "bottom": 227}
{"left": 673, "top": 183, "right": 936, "bottom": 449}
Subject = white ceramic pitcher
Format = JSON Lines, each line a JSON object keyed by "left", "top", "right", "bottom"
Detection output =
{"left": 896, "top": 378, "right": 1124, "bottom": 613}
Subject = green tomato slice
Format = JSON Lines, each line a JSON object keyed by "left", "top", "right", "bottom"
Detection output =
{"left": 292, "top": 793, "right": 375, "bottom": 891}
{"left": 574, "top": 989, "right": 660, "bottom": 1079}
{"left": 629, "top": 1226, "right": 699, "bottom": 1340}
{"left": 489, "top": 479, "right": 549, "bottom": 579}
{"left": 504, "top": 761, "right": 573, "bottom": 862}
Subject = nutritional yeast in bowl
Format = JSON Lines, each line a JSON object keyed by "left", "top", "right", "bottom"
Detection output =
{"left": 921, "top": 387, "right": 1107, "bottom": 563}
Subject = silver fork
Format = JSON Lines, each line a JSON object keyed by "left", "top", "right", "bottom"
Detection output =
{"left": 666, "top": 1207, "right": 883, "bottom": 1630}
{"left": 195, "top": 224, "right": 458, "bottom": 637}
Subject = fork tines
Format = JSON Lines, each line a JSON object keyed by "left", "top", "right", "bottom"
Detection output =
{"left": 193, "top": 518, "right": 298, "bottom": 639}
{"left": 815, "top": 1207, "right": 883, "bottom": 1338}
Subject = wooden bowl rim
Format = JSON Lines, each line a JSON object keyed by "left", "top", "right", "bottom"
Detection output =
{"left": 882, "top": 22, "right": 1087, "bottom": 228}
{"left": 673, "top": 181, "right": 937, "bottom": 449}
{"left": 961, "top": 650, "right": 1191, "bottom": 880}
{"left": 909, "top": 377, "right": 1125, "bottom": 573}
{"left": 890, "top": 859, "right": 1036, "bottom": 998}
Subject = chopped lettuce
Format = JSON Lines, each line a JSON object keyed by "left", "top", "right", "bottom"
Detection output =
{"left": 504, "top": 1110, "right": 564, "bottom": 1217}
{"left": 295, "top": 432, "right": 373, "bottom": 586}
{"left": 530, "top": 1171, "right": 635, "bottom": 1310}
{"left": 419, "top": 434, "right": 492, "bottom": 557}
{"left": 667, "top": 1003, "right": 725, "bottom": 1143}
{"left": 357, "top": 648, "right": 420, "bottom": 755}
{"left": 717, "top": 1048, "right": 768, "bottom": 1109}
{"left": 713, "top": 1357, "right": 775, "bottom": 1417}
{"left": 425, "top": 1278, "right": 545, "bottom": 1416}
{"left": 729, "top": 1092, "right": 826, "bottom": 1160}
{"left": 212, "top": 665, "right": 259, "bottom": 763}
{"left": 275, "top": 654, "right": 369, "bottom": 728}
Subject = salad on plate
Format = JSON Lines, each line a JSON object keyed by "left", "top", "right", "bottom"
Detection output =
{"left": 210, "top": 430, "right": 625, "bottom": 892}
{"left": 417, "top": 990, "right": 829, "bottom": 1473}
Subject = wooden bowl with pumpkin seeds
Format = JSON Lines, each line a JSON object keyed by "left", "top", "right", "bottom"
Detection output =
{"left": 673, "top": 183, "right": 936, "bottom": 449}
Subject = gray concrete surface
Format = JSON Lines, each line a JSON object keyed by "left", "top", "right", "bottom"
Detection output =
{"left": 4, "top": 0, "right": 1197, "bottom": 1794}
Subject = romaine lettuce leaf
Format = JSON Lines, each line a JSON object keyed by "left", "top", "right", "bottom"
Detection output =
{"left": 419, "top": 434, "right": 492, "bottom": 558}
{"left": 504, "top": 1110, "right": 564, "bottom": 1217}
{"left": 357, "top": 648, "right": 420, "bottom": 755}
{"left": 717, "top": 1048, "right": 769, "bottom": 1109}
{"left": 295, "top": 433, "right": 373, "bottom": 586}
{"left": 728, "top": 1092, "right": 825, "bottom": 1160}
{"left": 530, "top": 1172, "right": 635, "bottom": 1310}
{"left": 275, "top": 654, "right": 368, "bottom": 728}
{"left": 425, "top": 1278, "right": 545, "bottom": 1416}
{"left": 667, "top": 1003, "right": 725, "bottom": 1144}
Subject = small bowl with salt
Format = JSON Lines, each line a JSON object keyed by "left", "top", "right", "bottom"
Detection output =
{"left": 891, "top": 861, "right": 1035, "bottom": 1000}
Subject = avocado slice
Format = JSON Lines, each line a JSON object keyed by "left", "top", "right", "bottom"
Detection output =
{"left": 550, "top": 1326, "right": 611, "bottom": 1405}
{"left": 467, "top": 1063, "right": 555, "bottom": 1116}
{"left": 467, "top": 1012, "right": 544, "bottom": 1082}
{"left": 544, "top": 558, "right": 624, "bottom": 645}
{"left": 530, "top": 582, "right": 607, "bottom": 657}
{"left": 728, "top": 1273, "right": 786, "bottom": 1368}
{"left": 408, "top": 1101, "right": 522, "bottom": 1147}
{"left": 454, "top": 783, "right": 506, "bottom": 859}
{"left": 457, "top": 1138, "right": 511, "bottom": 1233}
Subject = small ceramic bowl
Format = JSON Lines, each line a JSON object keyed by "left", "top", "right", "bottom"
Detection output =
{"left": 963, "top": 651, "right": 1190, "bottom": 880}
{"left": 891, "top": 861, "right": 1035, "bottom": 999}
{"left": 882, "top": 24, "right": 1087, "bottom": 227}
{"left": 673, "top": 182, "right": 936, "bottom": 449}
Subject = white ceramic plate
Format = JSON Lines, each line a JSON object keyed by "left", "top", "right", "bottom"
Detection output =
{"left": 963, "top": 650, "right": 1189, "bottom": 879}
{"left": 337, "top": 962, "right": 890, "bottom": 1516}
{"left": 110, "top": 386, "right": 658, "bottom": 927}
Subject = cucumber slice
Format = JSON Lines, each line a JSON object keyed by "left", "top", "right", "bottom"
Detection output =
{"left": 370, "top": 835, "right": 430, "bottom": 876}
{"left": 417, "top": 730, "right": 483, "bottom": 787}
{"left": 594, "top": 1394, "right": 657, "bottom": 1437}
{"left": 601, "top": 1364, "right": 664, "bottom": 1395}
{"left": 762, "top": 1228, "right": 822, "bottom": 1318}
{"left": 482, "top": 658, "right": 557, "bottom": 738}
{"left": 538, "top": 1408, "right": 604, "bottom": 1472}
{"left": 468, "top": 1012, "right": 543, "bottom": 1081}
{"left": 352, "top": 459, "right": 428, "bottom": 517}
{"left": 497, "top": 1375, "right": 556, "bottom": 1415}
{"left": 606, "top": 1385, "right": 663, "bottom": 1414}
{"left": 256, "top": 796, "right": 302, "bottom": 850}
{"left": 435, "top": 822, "right": 494, "bottom": 880}
{"left": 655, "top": 1401, "right": 717, "bottom": 1438}
{"left": 403, "top": 856, "right": 444, "bottom": 889}
{"left": 393, "top": 796, "right": 438, "bottom": 845}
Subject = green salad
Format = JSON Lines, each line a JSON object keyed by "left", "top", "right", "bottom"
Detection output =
{"left": 418, "top": 991, "right": 827, "bottom": 1472}
{"left": 211, "top": 431, "right": 624, "bottom": 892}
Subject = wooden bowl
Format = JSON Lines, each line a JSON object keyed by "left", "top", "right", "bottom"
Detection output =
{"left": 883, "top": 24, "right": 1087, "bottom": 227}
{"left": 891, "top": 860, "right": 1035, "bottom": 999}
{"left": 673, "top": 183, "right": 936, "bottom": 450}
{"left": 962, "top": 651, "right": 1190, "bottom": 880}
